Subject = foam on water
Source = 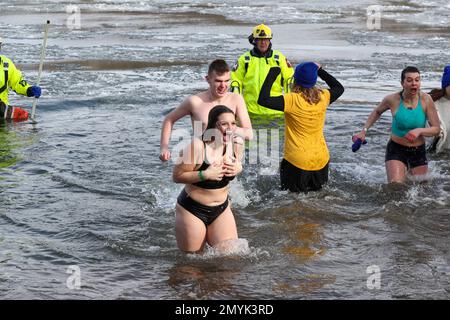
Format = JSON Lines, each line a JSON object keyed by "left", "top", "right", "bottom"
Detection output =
{"left": 186, "top": 238, "right": 271, "bottom": 261}
{"left": 228, "top": 179, "right": 250, "bottom": 208}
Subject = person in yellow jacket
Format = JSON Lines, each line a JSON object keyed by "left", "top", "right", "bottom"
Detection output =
{"left": 0, "top": 37, "right": 41, "bottom": 121}
{"left": 231, "top": 24, "right": 294, "bottom": 117}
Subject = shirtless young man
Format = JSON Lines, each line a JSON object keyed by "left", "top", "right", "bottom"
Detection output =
{"left": 159, "top": 59, "right": 253, "bottom": 162}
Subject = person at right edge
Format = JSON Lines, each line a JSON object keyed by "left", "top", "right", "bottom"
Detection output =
{"left": 258, "top": 62, "right": 344, "bottom": 192}
{"left": 428, "top": 66, "right": 450, "bottom": 153}
{"left": 231, "top": 24, "right": 294, "bottom": 117}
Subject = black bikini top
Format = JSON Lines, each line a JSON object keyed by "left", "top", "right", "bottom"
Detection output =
{"left": 192, "top": 143, "right": 236, "bottom": 189}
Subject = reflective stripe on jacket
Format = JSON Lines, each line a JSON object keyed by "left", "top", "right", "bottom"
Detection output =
{"left": 0, "top": 55, "right": 31, "bottom": 105}
{"left": 231, "top": 49, "right": 294, "bottom": 116}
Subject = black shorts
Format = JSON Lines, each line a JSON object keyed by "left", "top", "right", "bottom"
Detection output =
{"left": 385, "top": 140, "right": 427, "bottom": 169}
{"left": 177, "top": 188, "right": 229, "bottom": 226}
{"left": 280, "top": 158, "right": 329, "bottom": 193}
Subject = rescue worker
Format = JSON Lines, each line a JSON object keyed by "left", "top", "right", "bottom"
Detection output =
{"left": 0, "top": 37, "right": 41, "bottom": 121}
{"left": 231, "top": 24, "right": 294, "bottom": 117}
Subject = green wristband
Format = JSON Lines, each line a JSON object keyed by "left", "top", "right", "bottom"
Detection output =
{"left": 198, "top": 170, "right": 205, "bottom": 182}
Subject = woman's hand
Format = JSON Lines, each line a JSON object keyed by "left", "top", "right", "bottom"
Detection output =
{"left": 232, "top": 134, "right": 244, "bottom": 146}
{"left": 203, "top": 161, "right": 224, "bottom": 181}
{"left": 159, "top": 148, "right": 171, "bottom": 162}
{"left": 223, "top": 157, "right": 242, "bottom": 177}
{"left": 354, "top": 130, "right": 366, "bottom": 142}
{"left": 404, "top": 128, "right": 422, "bottom": 142}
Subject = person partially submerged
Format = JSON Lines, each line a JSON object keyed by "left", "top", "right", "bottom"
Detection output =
{"left": 172, "top": 105, "right": 245, "bottom": 253}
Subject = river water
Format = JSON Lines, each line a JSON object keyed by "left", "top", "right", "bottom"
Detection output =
{"left": 0, "top": 0, "right": 449, "bottom": 299}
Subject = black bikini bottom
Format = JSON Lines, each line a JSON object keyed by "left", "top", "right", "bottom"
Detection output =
{"left": 177, "top": 188, "right": 229, "bottom": 226}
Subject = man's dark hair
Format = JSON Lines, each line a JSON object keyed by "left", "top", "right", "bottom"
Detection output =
{"left": 208, "top": 59, "right": 230, "bottom": 76}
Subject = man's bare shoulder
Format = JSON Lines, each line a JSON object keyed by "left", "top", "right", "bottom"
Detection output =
{"left": 188, "top": 91, "right": 209, "bottom": 107}
{"left": 227, "top": 92, "right": 244, "bottom": 101}
{"left": 184, "top": 93, "right": 198, "bottom": 105}
{"left": 178, "top": 92, "right": 204, "bottom": 116}
{"left": 224, "top": 92, "right": 245, "bottom": 109}
{"left": 186, "top": 91, "right": 211, "bottom": 122}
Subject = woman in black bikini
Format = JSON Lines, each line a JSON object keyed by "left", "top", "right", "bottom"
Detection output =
{"left": 172, "top": 105, "right": 244, "bottom": 253}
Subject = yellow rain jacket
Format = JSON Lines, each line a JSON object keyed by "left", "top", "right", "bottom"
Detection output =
{"left": 0, "top": 55, "right": 31, "bottom": 105}
{"left": 231, "top": 48, "right": 293, "bottom": 116}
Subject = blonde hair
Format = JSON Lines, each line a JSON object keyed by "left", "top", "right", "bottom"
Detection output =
{"left": 291, "top": 84, "right": 323, "bottom": 105}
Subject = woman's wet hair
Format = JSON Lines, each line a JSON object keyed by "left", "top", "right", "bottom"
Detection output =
{"left": 428, "top": 88, "right": 444, "bottom": 102}
{"left": 203, "top": 105, "right": 235, "bottom": 141}
{"left": 205, "top": 105, "right": 234, "bottom": 130}
{"left": 291, "top": 85, "right": 323, "bottom": 105}
{"left": 401, "top": 66, "right": 420, "bottom": 83}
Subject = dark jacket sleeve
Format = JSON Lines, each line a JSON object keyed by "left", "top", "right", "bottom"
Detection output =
{"left": 318, "top": 68, "right": 344, "bottom": 104}
{"left": 257, "top": 67, "right": 285, "bottom": 112}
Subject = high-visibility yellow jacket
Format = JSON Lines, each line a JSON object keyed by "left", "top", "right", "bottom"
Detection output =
{"left": 231, "top": 48, "right": 294, "bottom": 116}
{"left": 0, "top": 55, "right": 31, "bottom": 105}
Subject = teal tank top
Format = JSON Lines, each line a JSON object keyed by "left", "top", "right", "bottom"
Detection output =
{"left": 392, "top": 94, "right": 427, "bottom": 137}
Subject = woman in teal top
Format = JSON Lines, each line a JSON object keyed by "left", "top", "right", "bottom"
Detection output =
{"left": 354, "top": 66, "right": 440, "bottom": 183}
{"left": 391, "top": 95, "right": 427, "bottom": 138}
